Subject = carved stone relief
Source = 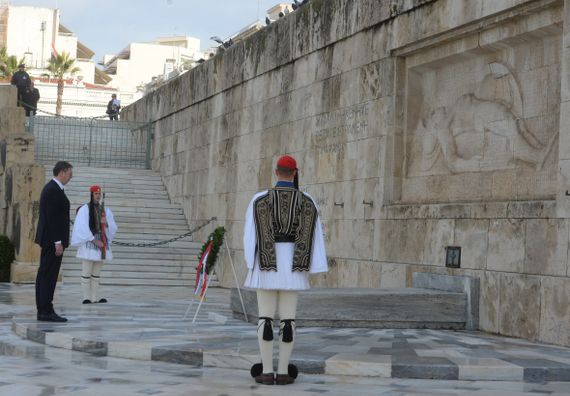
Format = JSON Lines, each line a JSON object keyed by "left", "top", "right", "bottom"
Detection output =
{"left": 405, "top": 37, "right": 560, "bottom": 180}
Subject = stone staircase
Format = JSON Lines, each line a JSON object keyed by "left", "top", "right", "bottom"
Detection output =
{"left": 44, "top": 166, "right": 203, "bottom": 287}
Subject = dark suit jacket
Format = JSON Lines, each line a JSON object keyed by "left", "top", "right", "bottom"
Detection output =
{"left": 35, "top": 179, "right": 70, "bottom": 248}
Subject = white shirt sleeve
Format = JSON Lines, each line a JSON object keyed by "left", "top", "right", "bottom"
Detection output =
{"left": 243, "top": 194, "right": 260, "bottom": 270}
{"left": 71, "top": 205, "right": 94, "bottom": 246}
{"left": 105, "top": 208, "right": 117, "bottom": 242}
{"left": 309, "top": 215, "right": 328, "bottom": 274}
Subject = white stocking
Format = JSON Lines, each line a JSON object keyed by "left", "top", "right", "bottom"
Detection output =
{"left": 90, "top": 261, "right": 103, "bottom": 302}
{"left": 256, "top": 289, "right": 278, "bottom": 374}
{"left": 277, "top": 290, "right": 298, "bottom": 375}
{"left": 81, "top": 260, "right": 94, "bottom": 300}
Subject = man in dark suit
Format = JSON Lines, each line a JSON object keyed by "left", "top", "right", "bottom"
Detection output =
{"left": 35, "top": 161, "right": 73, "bottom": 322}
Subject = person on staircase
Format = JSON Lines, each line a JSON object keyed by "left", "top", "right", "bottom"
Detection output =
{"left": 71, "top": 185, "right": 117, "bottom": 304}
{"left": 243, "top": 155, "right": 328, "bottom": 385}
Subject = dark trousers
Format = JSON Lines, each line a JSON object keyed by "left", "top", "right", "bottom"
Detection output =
{"left": 35, "top": 244, "right": 63, "bottom": 315}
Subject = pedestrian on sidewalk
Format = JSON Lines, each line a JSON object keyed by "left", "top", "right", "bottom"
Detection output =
{"left": 22, "top": 80, "right": 40, "bottom": 117}
{"left": 11, "top": 63, "right": 30, "bottom": 107}
{"left": 106, "top": 94, "right": 120, "bottom": 121}
{"left": 71, "top": 185, "right": 117, "bottom": 304}
{"left": 35, "top": 161, "right": 73, "bottom": 322}
{"left": 243, "top": 155, "right": 328, "bottom": 385}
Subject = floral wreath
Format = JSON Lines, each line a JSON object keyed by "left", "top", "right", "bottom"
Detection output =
{"left": 195, "top": 226, "right": 226, "bottom": 299}
{"left": 197, "top": 226, "right": 226, "bottom": 275}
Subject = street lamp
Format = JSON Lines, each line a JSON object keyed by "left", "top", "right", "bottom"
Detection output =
{"left": 40, "top": 21, "right": 46, "bottom": 68}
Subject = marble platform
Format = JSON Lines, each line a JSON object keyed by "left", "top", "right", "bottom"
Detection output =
{"left": 230, "top": 287, "right": 467, "bottom": 329}
{"left": 4, "top": 284, "right": 570, "bottom": 382}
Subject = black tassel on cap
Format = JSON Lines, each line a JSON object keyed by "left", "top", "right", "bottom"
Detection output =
{"left": 294, "top": 170, "right": 299, "bottom": 190}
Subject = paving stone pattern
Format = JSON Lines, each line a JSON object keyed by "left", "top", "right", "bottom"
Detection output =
{"left": 3, "top": 284, "right": 570, "bottom": 382}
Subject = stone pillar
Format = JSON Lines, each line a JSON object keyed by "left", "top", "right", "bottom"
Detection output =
{"left": 0, "top": 85, "right": 44, "bottom": 283}
{"left": 558, "top": 0, "right": 570, "bottom": 217}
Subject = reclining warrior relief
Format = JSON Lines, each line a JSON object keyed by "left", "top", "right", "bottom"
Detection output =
{"left": 410, "top": 61, "right": 557, "bottom": 175}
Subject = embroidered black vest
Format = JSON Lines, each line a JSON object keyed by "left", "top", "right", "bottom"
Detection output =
{"left": 253, "top": 187, "right": 318, "bottom": 272}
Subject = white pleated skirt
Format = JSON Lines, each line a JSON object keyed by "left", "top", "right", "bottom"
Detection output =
{"left": 244, "top": 243, "right": 310, "bottom": 290}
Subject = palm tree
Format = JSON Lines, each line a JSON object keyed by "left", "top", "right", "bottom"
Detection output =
{"left": 47, "top": 51, "right": 80, "bottom": 116}
{"left": 0, "top": 51, "right": 25, "bottom": 79}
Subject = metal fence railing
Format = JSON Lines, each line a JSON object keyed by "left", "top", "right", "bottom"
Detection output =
{"left": 28, "top": 116, "right": 152, "bottom": 169}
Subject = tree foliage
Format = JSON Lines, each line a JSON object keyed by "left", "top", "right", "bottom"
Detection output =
{"left": 47, "top": 51, "right": 80, "bottom": 115}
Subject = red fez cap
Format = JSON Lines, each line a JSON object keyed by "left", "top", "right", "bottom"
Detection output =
{"left": 276, "top": 155, "right": 297, "bottom": 170}
{"left": 90, "top": 185, "right": 101, "bottom": 193}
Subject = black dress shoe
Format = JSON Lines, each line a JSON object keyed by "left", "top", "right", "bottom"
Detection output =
{"left": 37, "top": 313, "right": 68, "bottom": 322}
{"left": 82, "top": 299, "right": 92, "bottom": 304}
{"left": 254, "top": 373, "right": 275, "bottom": 385}
{"left": 98, "top": 298, "right": 107, "bottom": 303}
{"left": 275, "top": 374, "right": 295, "bottom": 385}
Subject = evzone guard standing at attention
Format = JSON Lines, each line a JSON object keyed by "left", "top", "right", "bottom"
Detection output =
{"left": 243, "top": 155, "right": 328, "bottom": 385}
{"left": 71, "top": 185, "right": 117, "bottom": 304}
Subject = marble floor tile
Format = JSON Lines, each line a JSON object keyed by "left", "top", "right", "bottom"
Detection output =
{"left": 2, "top": 284, "right": 570, "bottom": 392}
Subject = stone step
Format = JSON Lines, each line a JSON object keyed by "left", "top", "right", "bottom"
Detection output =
{"left": 68, "top": 200, "right": 183, "bottom": 209}
{"left": 54, "top": 165, "right": 202, "bottom": 287}
{"left": 231, "top": 288, "right": 468, "bottom": 329}
{"left": 63, "top": 258, "right": 198, "bottom": 267}
{"left": 86, "top": 246, "right": 201, "bottom": 255}
{"left": 98, "top": 223, "right": 190, "bottom": 231}
{"left": 63, "top": 268, "right": 198, "bottom": 279}
{"left": 62, "top": 252, "right": 196, "bottom": 260}
{"left": 62, "top": 265, "right": 199, "bottom": 276}
{"left": 105, "top": 231, "right": 196, "bottom": 239}
{"left": 67, "top": 277, "right": 199, "bottom": 287}
{"left": 69, "top": 206, "right": 184, "bottom": 215}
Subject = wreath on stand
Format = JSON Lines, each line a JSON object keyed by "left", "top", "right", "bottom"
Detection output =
{"left": 195, "top": 226, "right": 226, "bottom": 299}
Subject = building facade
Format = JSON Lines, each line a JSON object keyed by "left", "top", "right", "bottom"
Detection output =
{"left": 123, "top": 0, "right": 570, "bottom": 348}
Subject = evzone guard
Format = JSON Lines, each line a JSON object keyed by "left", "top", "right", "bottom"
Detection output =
{"left": 243, "top": 155, "right": 328, "bottom": 385}
{"left": 71, "top": 185, "right": 117, "bottom": 304}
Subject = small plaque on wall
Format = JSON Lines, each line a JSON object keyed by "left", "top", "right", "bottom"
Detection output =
{"left": 445, "top": 246, "right": 461, "bottom": 268}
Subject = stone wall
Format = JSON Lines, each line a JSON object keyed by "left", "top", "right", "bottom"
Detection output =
{"left": 123, "top": 0, "right": 570, "bottom": 346}
{"left": 0, "top": 85, "right": 44, "bottom": 282}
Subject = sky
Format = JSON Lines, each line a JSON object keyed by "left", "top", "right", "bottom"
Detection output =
{"left": 8, "top": 0, "right": 285, "bottom": 62}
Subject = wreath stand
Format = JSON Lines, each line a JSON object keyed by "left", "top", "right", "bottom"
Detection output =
{"left": 183, "top": 242, "right": 248, "bottom": 324}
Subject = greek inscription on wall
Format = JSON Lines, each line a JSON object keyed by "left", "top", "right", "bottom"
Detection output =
{"left": 312, "top": 104, "right": 370, "bottom": 154}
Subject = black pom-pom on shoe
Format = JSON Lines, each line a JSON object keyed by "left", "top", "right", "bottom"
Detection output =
{"left": 288, "top": 363, "right": 298, "bottom": 379}
{"left": 250, "top": 362, "right": 263, "bottom": 378}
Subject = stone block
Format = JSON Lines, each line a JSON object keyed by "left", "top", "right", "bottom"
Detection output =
{"left": 539, "top": 277, "right": 570, "bottom": 346}
{"left": 454, "top": 219, "right": 488, "bottom": 270}
{"left": 479, "top": 270, "right": 500, "bottom": 334}
{"left": 524, "top": 219, "right": 567, "bottom": 276}
{"left": 0, "top": 85, "right": 16, "bottom": 109}
{"left": 423, "top": 219, "right": 454, "bottom": 266}
{"left": 374, "top": 219, "right": 426, "bottom": 264}
{"left": 231, "top": 287, "right": 467, "bottom": 329}
{"left": 378, "top": 262, "right": 407, "bottom": 288}
{"left": 1, "top": 133, "right": 35, "bottom": 169}
{"left": 412, "top": 272, "right": 480, "bottom": 330}
{"left": 487, "top": 219, "right": 525, "bottom": 273}
{"left": 10, "top": 261, "right": 38, "bottom": 283}
{"left": 498, "top": 273, "right": 541, "bottom": 340}
{"left": 6, "top": 202, "right": 41, "bottom": 263}
{"left": 0, "top": 118, "right": 24, "bottom": 154}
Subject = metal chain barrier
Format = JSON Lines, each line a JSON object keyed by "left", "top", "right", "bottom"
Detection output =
{"left": 68, "top": 216, "right": 217, "bottom": 247}
{"left": 111, "top": 217, "right": 217, "bottom": 247}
